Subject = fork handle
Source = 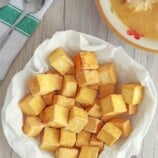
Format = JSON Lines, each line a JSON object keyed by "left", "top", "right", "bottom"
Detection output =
{"left": 0, "top": 11, "right": 27, "bottom": 49}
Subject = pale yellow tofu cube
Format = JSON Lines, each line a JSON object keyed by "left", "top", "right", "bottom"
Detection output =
{"left": 49, "top": 48, "right": 74, "bottom": 75}
{"left": 90, "top": 134, "right": 104, "bottom": 152}
{"left": 100, "top": 94, "right": 127, "bottom": 121}
{"left": 76, "top": 130, "right": 91, "bottom": 147}
{"left": 42, "top": 104, "right": 69, "bottom": 128}
{"left": 99, "top": 84, "right": 116, "bottom": 98}
{"left": 56, "top": 148, "right": 79, "bottom": 158}
{"left": 49, "top": 73, "right": 63, "bottom": 90}
{"left": 110, "top": 118, "right": 132, "bottom": 137}
{"left": 87, "top": 103, "right": 102, "bottom": 119}
{"left": 74, "top": 52, "right": 99, "bottom": 71}
{"left": 60, "top": 128, "right": 76, "bottom": 147}
{"left": 97, "top": 122, "right": 122, "bottom": 146}
{"left": 19, "top": 94, "right": 46, "bottom": 116}
{"left": 62, "top": 75, "right": 77, "bottom": 97}
{"left": 79, "top": 146, "right": 99, "bottom": 158}
{"left": 76, "top": 70, "right": 100, "bottom": 87}
{"left": 42, "top": 92, "right": 55, "bottom": 105}
{"left": 40, "top": 127, "right": 60, "bottom": 151}
{"left": 53, "top": 95, "right": 75, "bottom": 109}
{"left": 98, "top": 63, "right": 117, "bottom": 85}
{"left": 76, "top": 86, "right": 97, "bottom": 106}
{"left": 65, "top": 106, "right": 88, "bottom": 133}
{"left": 28, "top": 74, "right": 62, "bottom": 96}
{"left": 121, "top": 83, "right": 144, "bottom": 105}
{"left": 84, "top": 117, "right": 103, "bottom": 133}
{"left": 23, "top": 116, "right": 44, "bottom": 137}
{"left": 125, "top": 104, "right": 138, "bottom": 115}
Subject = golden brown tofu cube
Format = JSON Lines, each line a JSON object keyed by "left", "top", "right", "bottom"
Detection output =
{"left": 87, "top": 103, "right": 102, "bottom": 119}
{"left": 23, "top": 116, "right": 44, "bottom": 137}
{"left": 56, "top": 148, "right": 79, "bottom": 158}
{"left": 65, "top": 106, "right": 88, "bottom": 133}
{"left": 121, "top": 83, "right": 144, "bottom": 105}
{"left": 100, "top": 94, "right": 127, "bottom": 121}
{"left": 79, "top": 146, "right": 99, "bottom": 158}
{"left": 76, "top": 70, "right": 100, "bottom": 87}
{"left": 49, "top": 48, "right": 74, "bottom": 75}
{"left": 90, "top": 134, "right": 104, "bottom": 152}
{"left": 110, "top": 118, "right": 132, "bottom": 137}
{"left": 97, "top": 122, "right": 122, "bottom": 146}
{"left": 40, "top": 127, "right": 60, "bottom": 151}
{"left": 42, "top": 104, "right": 69, "bottom": 128}
{"left": 42, "top": 92, "right": 55, "bottom": 105}
{"left": 74, "top": 52, "right": 99, "bottom": 72}
{"left": 53, "top": 95, "right": 75, "bottom": 109}
{"left": 62, "top": 75, "right": 77, "bottom": 97}
{"left": 76, "top": 87, "right": 97, "bottom": 106}
{"left": 125, "top": 104, "right": 138, "bottom": 115}
{"left": 19, "top": 94, "right": 46, "bottom": 116}
{"left": 76, "top": 130, "right": 91, "bottom": 147}
{"left": 98, "top": 63, "right": 117, "bottom": 85}
{"left": 28, "top": 74, "right": 62, "bottom": 96}
{"left": 60, "top": 128, "right": 76, "bottom": 147}
{"left": 99, "top": 84, "right": 116, "bottom": 98}
{"left": 84, "top": 117, "right": 103, "bottom": 133}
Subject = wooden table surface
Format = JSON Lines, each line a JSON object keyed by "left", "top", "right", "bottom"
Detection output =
{"left": 0, "top": 0, "right": 158, "bottom": 158}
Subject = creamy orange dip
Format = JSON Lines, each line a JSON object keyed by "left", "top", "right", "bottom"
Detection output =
{"left": 110, "top": 0, "right": 158, "bottom": 40}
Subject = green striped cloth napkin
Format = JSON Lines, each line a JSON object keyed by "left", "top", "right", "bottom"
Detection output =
{"left": 0, "top": 0, "right": 54, "bottom": 84}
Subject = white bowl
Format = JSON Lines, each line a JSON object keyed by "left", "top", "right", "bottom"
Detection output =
{"left": 1, "top": 30, "right": 157, "bottom": 158}
{"left": 96, "top": 0, "right": 158, "bottom": 53}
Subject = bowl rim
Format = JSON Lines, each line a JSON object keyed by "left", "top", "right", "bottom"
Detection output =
{"left": 96, "top": 0, "right": 158, "bottom": 54}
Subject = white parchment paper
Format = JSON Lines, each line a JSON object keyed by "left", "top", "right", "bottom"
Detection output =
{"left": 1, "top": 30, "right": 157, "bottom": 158}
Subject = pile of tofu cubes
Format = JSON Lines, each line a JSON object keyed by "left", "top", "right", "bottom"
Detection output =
{"left": 19, "top": 48, "right": 144, "bottom": 158}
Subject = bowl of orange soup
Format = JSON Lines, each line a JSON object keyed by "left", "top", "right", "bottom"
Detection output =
{"left": 96, "top": 0, "right": 158, "bottom": 53}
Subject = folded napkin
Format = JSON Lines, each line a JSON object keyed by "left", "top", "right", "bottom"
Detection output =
{"left": 0, "top": 0, "right": 54, "bottom": 84}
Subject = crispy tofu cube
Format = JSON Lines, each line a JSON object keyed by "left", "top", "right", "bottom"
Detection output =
{"left": 121, "top": 84, "right": 144, "bottom": 105}
{"left": 100, "top": 94, "right": 127, "bottom": 121}
{"left": 87, "top": 103, "right": 102, "bottom": 119}
{"left": 125, "top": 104, "right": 138, "bottom": 115}
{"left": 29, "top": 74, "right": 62, "bottom": 96}
{"left": 97, "top": 122, "right": 122, "bottom": 146}
{"left": 76, "top": 70, "right": 100, "bottom": 86}
{"left": 49, "top": 48, "right": 74, "bottom": 75}
{"left": 19, "top": 94, "right": 46, "bottom": 116}
{"left": 62, "top": 75, "right": 77, "bottom": 97}
{"left": 65, "top": 106, "right": 88, "bottom": 133}
{"left": 50, "top": 73, "right": 63, "bottom": 90}
{"left": 98, "top": 63, "right": 117, "bottom": 85}
{"left": 40, "top": 127, "right": 60, "bottom": 151}
{"left": 23, "top": 116, "right": 44, "bottom": 137}
{"left": 76, "top": 87, "right": 97, "bottom": 106}
{"left": 79, "top": 146, "right": 99, "bottom": 158}
{"left": 84, "top": 117, "right": 103, "bottom": 133}
{"left": 90, "top": 134, "right": 104, "bottom": 151}
{"left": 42, "top": 92, "right": 55, "bottom": 105}
{"left": 53, "top": 95, "right": 75, "bottom": 109}
{"left": 99, "top": 84, "right": 116, "bottom": 98}
{"left": 42, "top": 105, "right": 69, "bottom": 128}
{"left": 76, "top": 131, "right": 91, "bottom": 147}
{"left": 60, "top": 128, "right": 76, "bottom": 147}
{"left": 110, "top": 118, "right": 132, "bottom": 137}
{"left": 56, "top": 148, "right": 79, "bottom": 158}
{"left": 74, "top": 52, "right": 99, "bottom": 71}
